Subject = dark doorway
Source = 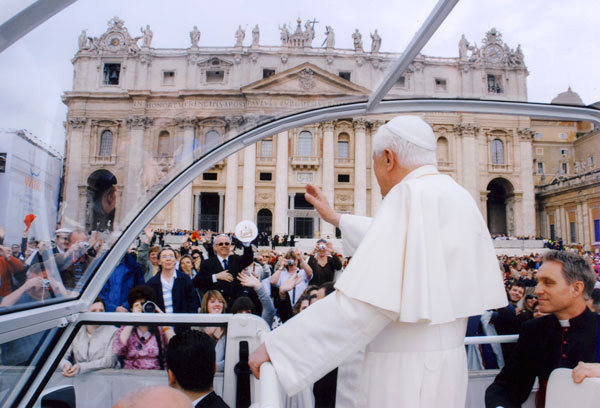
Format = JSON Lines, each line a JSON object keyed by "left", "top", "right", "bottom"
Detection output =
{"left": 257, "top": 208, "right": 272, "bottom": 235}
{"left": 199, "top": 192, "right": 219, "bottom": 231}
{"left": 294, "top": 217, "right": 313, "bottom": 238}
{"left": 294, "top": 194, "right": 313, "bottom": 209}
{"left": 486, "top": 178, "right": 513, "bottom": 235}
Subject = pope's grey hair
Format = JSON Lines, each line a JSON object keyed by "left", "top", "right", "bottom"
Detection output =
{"left": 542, "top": 250, "right": 596, "bottom": 300}
{"left": 372, "top": 124, "right": 437, "bottom": 168}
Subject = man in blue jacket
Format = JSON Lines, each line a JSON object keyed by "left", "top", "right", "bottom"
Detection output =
{"left": 100, "top": 253, "right": 145, "bottom": 312}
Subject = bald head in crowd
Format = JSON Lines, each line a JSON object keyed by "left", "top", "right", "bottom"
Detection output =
{"left": 113, "top": 386, "right": 192, "bottom": 408}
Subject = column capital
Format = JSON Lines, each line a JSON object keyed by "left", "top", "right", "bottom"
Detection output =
{"left": 353, "top": 118, "right": 367, "bottom": 131}
{"left": 126, "top": 115, "right": 154, "bottom": 129}
{"left": 320, "top": 120, "right": 335, "bottom": 132}
{"left": 68, "top": 117, "right": 87, "bottom": 129}
{"left": 454, "top": 123, "right": 479, "bottom": 137}
{"left": 175, "top": 117, "right": 198, "bottom": 129}
{"left": 369, "top": 119, "right": 385, "bottom": 131}
{"left": 517, "top": 127, "right": 535, "bottom": 141}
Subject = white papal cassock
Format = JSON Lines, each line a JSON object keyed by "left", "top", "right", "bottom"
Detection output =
{"left": 264, "top": 165, "right": 507, "bottom": 407}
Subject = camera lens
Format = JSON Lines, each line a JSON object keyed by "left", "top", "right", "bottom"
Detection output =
{"left": 143, "top": 301, "right": 156, "bottom": 313}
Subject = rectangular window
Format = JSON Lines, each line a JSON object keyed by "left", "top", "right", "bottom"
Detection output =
{"left": 589, "top": 156, "right": 595, "bottom": 168}
{"left": 102, "top": 63, "right": 121, "bottom": 85}
{"left": 337, "top": 141, "right": 349, "bottom": 159}
{"left": 537, "top": 162, "right": 544, "bottom": 174}
{"left": 569, "top": 221, "right": 577, "bottom": 243}
{"left": 562, "top": 163, "right": 568, "bottom": 174}
{"left": 535, "top": 148, "right": 544, "bottom": 155}
{"left": 595, "top": 220, "right": 600, "bottom": 242}
{"left": 434, "top": 78, "right": 447, "bottom": 91}
{"left": 560, "top": 148, "right": 569, "bottom": 155}
{"left": 339, "top": 71, "right": 351, "bottom": 81}
{"left": 550, "top": 224, "right": 555, "bottom": 241}
{"left": 487, "top": 74, "right": 503, "bottom": 93}
{"left": 337, "top": 174, "right": 350, "bottom": 183}
{"left": 534, "top": 132, "right": 543, "bottom": 140}
{"left": 559, "top": 133, "right": 568, "bottom": 140}
{"left": 263, "top": 69, "right": 275, "bottom": 78}
{"left": 260, "top": 140, "right": 273, "bottom": 157}
{"left": 397, "top": 76, "right": 406, "bottom": 87}
{"left": 206, "top": 70, "right": 224, "bottom": 83}
{"left": 163, "top": 71, "right": 175, "bottom": 85}
{"left": 202, "top": 172, "right": 217, "bottom": 181}
{"left": 0, "top": 153, "right": 6, "bottom": 173}
{"left": 259, "top": 172, "right": 272, "bottom": 181}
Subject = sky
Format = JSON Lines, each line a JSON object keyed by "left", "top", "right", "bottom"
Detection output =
{"left": 0, "top": 0, "right": 598, "bottom": 153}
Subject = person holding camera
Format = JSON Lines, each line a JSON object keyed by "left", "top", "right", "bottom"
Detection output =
{"left": 112, "top": 285, "right": 174, "bottom": 370}
{"left": 307, "top": 239, "right": 342, "bottom": 287}
{"left": 270, "top": 249, "right": 312, "bottom": 306}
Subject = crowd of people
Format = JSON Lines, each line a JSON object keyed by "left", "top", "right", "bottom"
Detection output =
{"left": 1, "top": 222, "right": 600, "bottom": 406}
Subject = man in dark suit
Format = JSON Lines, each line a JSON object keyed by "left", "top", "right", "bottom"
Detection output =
{"left": 167, "top": 330, "right": 230, "bottom": 408}
{"left": 193, "top": 234, "right": 253, "bottom": 309}
{"left": 485, "top": 250, "right": 599, "bottom": 408}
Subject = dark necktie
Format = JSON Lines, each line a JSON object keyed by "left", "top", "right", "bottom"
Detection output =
{"left": 222, "top": 259, "right": 229, "bottom": 270}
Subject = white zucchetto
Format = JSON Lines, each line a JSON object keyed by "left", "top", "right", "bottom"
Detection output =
{"left": 378, "top": 115, "right": 436, "bottom": 151}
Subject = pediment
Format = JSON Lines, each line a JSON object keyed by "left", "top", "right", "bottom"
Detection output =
{"left": 197, "top": 57, "right": 233, "bottom": 67}
{"left": 242, "top": 62, "right": 370, "bottom": 96}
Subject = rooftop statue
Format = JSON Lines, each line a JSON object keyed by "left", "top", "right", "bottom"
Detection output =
{"left": 235, "top": 25, "right": 245, "bottom": 47}
{"left": 370, "top": 29, "right": 381, "bottom": 53}
{"left": 352, "top": 29, "right": 363, "bottom": 52}
{"left": 459, "top": 34, "right": 469, "bottom": 60}
{"left": 252, "top": 24, "right": 260, "bottom": 47}
{"left": 323, "top": 25, "right": 335, "bottom": 48}
{"left": 78, "top": 30, "right": 89, "bottom": 50}
{"left": 140, "top": 25, "right": 153, "bottom": 47}
{"left": 190, "top": 26, "right": 200, "bottom": 48}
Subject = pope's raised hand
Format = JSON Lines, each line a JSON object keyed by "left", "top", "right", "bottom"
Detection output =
{"left": 305, "top": 184, "right": 341, "bottom": 227}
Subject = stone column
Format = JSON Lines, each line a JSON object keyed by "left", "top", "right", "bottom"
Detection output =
{"left": 125, "top": 116, "right": 153, "bottom": 220}
{"left": 576, "top": 203, "right": 584, "bottom": 244}
{"left": 64, "top": 117, "right": 87, "bottom": 226}
{"left": 456, "top": 124, "right": 479, "bottom": 203}
{"left": 518, "top": 129, "right": 536, "bottom": 236}
{"left": 193, "top": 193, "right": 200, "bottom": 229}
{"left": 581, "top": 201, "right": 590, "bottom": 250}
{"left": 242, "top": 144, "right": 256, "bottom": 221}
{"left": 174, "top": 118, "right": 196, "bottom": 230}
{"left": 288, "top": 193, "right": 295, "bottom": 235}
{"left": 321, "top": 121, "right": 335, "bottom": 238}
{"left": 370, "top": 121, "right": 383, "bottom": 216}
{"left": 353, "top": 119, "right": 367, "bottom": 216}
{"left": 224, "top": 152, "right": 239, "bottom": 233}
{"left": 218, "top": 192, "right": 225, "bottom": 232}
{"left": 274, "top": 131, "right": 289, "bottom": 235}
{"left": 554, "top": 208, "right": 561, "bottom": 240}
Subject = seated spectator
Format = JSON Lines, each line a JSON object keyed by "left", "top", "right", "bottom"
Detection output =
{"left": 270, "top": 249, "right": 312, "bottom": 306}
{"left": 112, "top": 285, "right": 174, "bottom": 370}
{"left": 114, "top": 386, "right": 192, "bottom": 408}
{"left": 147, "top": 248, "right": 199, "bottom": 314}
{"left": 200, "top": 290, "right": 227, "bottom": 371}
{"left": 99, "top": 253, "right": 145, "bottom": 312}
{"left": 58, "top": 298, "right": 118, "bottom": 376}
{"left": 0, "top": 243, "right": 25, "bottom": 297}
{"left": 167, "top": 330, "right": 230, "bottom": 408}
{"left": 307, "top": 239, "right": 342, "bottom": 286}
{"left": 191, "top": 249, "right": 203, "bottom": 273}
{"left": 492, "top": 281, "right": 526, "bottom": 362}
{"left": 516, "top": 294, "right": 538, "bottom": 324}
{"left": 179, "top": 254, "right": 196, "bottom": 279}
{"left": 485, "top": 251, "right": 599, "bottom": 407}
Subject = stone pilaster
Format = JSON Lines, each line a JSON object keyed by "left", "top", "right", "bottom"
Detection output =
{"left": 455, "top": 123, "right": 479, "bottom": 202}
{"left": 273, "top": 131, "right": 289, "bottom": 235}
{"left": 581, "top": 201, "right": 590, "bottom": 249}
{"left": 353, "top": 119, "right": 367, "bottom": 216}
{"left": 64, "top": 117, "right": 87, "bottom": 227}
{"left": 125, "top": 115, "right": 153, "bottom": 219}
{"left": 518, "top": 128, "right": 536, "bottom": 236}
{"left": 288, "top": 193, "right": 296, "bottom": 235}
{"left": 242, "top": 144, "right": 256, "bottom": 221}
{"left": 224, "top": 152, "right": 239, "bottom": 233}
{"left": 370, "top": 120, "right": 383, "bottom": 216}
{"left": 321, "top": 121, "right": 335, "bottom": 238}
{"left": 174, "top": 118, "right": 196, "bottom": 230}
{"left": 218, "top": 192, "right": 225, "bottom": 232}
{"left": 576, "top": 203, "right": 584, "bottom": 244}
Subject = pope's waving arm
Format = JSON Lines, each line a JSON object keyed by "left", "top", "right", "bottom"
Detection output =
{"left": 305, "top": 184, "right": 372, "bottom": 255}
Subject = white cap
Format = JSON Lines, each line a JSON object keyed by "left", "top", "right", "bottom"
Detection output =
{"left": 55, "top": 228, "right": 72, "bottom": 235}
{"left": 380, "top": 116, "right": 436, "bottom": 151}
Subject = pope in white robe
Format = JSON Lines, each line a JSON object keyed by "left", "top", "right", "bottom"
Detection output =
{"left": 249, "top": 115, "right": 508, "bottom": 407}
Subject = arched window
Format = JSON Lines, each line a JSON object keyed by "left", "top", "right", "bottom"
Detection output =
{"left": 98, "top": 130, "right": 113, "bottom": 157}
{"left": 158, "top": 131, "right": 170, "bottom": 157}
{"left": 491, "top": 138, "right": 504, "bottom": 164}
{"left": 298, "top": 131, "right": 313, "bottom": 157}
{"left": 205, "top": 130, "right": 220, "bottom": 150}
{"left": 436, "top": 136, "right": 449, "bottom": 163}
{"left": 337, "top": 133, "right": 350, "bottom": 159}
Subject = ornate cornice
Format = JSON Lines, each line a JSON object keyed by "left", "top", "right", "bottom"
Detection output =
{"left": 175, "top": 117, "right": 198, "bottom": 129}
{"left": 126, "top": 115, "right": 153, "bottom": 129}
{"left": 518, "top": 127, "right": 535, "bottom": 141}
{"left": 353, "top": 118, "right": 367, "bottom": 131}
{"left": 320, "top": 120, "right": 335, "bottom": 132}
{"left": 454, "top": 123, "right": 479, "bottom": 137}
{"left": 68, "top": 117, "right": 87, "bottom": 129}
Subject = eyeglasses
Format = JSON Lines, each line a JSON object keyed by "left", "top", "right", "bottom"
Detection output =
{"left": 216, "top": 242, "right": 230, "bottom": 247}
